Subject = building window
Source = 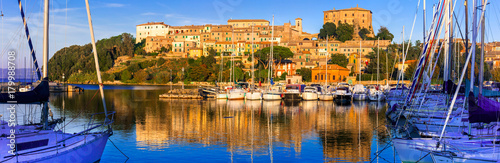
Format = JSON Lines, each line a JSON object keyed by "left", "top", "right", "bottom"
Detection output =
{"left": 321, "top": 75, "right": 323, "bottom": 80}
{"left": 333, "top": 76, "right": 335, "bottom": 80}
{"left": 315, "top": 75, "right": 317, "bottom": 80}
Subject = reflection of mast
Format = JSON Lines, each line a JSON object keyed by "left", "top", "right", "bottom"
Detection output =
{"left": 324, "top": 103, "right": 327, "bottom": 162}
{"left": 251, "top": 102, "right": 254, "bottom": 163}
{"left": 267, "top": 107, "right": 273, "bottom": 163}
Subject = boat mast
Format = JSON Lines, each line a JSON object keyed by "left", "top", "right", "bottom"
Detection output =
{"left": 251, "top": 25, "right": 254, "bottom": 92}
{"left": 423, "top": 0, "right": 426, "bottom": 45}
{"left": 85, "top": 0, "right": 109, "bottom": 120}
{"left": 41, "top": 0, "right": 49, "bottom": 129}
{"left": 479, "top": 0, "right": 485, "bottom": 95}
{"left": 359, "top": 40, "right": 361, "bottom": 84}
{"left": 271, "top": 15, "right": 274, "bottom": 84}
{"left": 377, "top": 38, "right": 379, "bottom": 85}
{"left": 325, "top": 35, "right": 328, "bottom": 86}
{"left": 231, "top": 27, "right": 234, "bottom": 84}
{"left": 397, "top": 26, "right": 404, "bottom": 89}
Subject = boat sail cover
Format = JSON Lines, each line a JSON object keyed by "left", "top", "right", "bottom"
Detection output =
{"left": 468, "top": 92, "right": 500, "bottom": 123}
{"left": 0, "top": 78, "right": 49, "bottom": 104}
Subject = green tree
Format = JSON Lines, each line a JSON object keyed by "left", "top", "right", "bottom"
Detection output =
{"left": 492, "top": 68, "right": 500, "bottom": 82}
{"left": 318, "top": 22, "right": 336, "bottom": 39}
{"left": 335, "top": 21, "right": 354, "bottom": 42}
{"left": 133, "top": 70, "right": 149, "bottom": 83}
{"left": 296, "top": 68, "right": 312, "bottom": 82}
{"left": 358, "top": 28, "right": 370, "bottom": 40}
{"left": 404, "top": 62, "right": 417, "bottom": 80}
{"left": 255, "top": 46, "right": 294, "bottom": 69}
{"left": 280, "top": 72, "right": 288, "bottom": 80}
{"left": 120, "top": 70, "right": 132, "bottom": 82}
{"left": 376, "top": 26, "right": 394, "bottom": 41}
{"left": 330, "top": 53, "right": 348, "bottom": 67}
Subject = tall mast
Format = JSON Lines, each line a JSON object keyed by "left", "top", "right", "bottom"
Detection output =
{"left": 326, "top": 35, "right": 328, "bottom": 86}
{"left": 470, "top": 0, "right": 477, "bottom": 94}
{"left": 42, "top": 0, "right": 49, "bottom": 78}
{"left": 397, "top": 26, "right": 405, "bottom": 88}
{"left": 41, "top": 0, "right": 49, "bottom": 129}
{"left": 231, "top": 27, "right": 234, "bottom": 84}
{"left": 359, "top": 40, "right": 361, "bottom": 84}
{"left": 86, "top": 0, "right": 109, "bottom": 120}
{"left": 423, "top": 0, "right": 426, "bottom": 45}
{"left": 377, "top": 38, "right": 380, "bottom": 85}
{"left": 479, "top": 0, "right": 485, "bottom": 95}
{"left": 271, "top": 15, "right": 274, "bottom": 81}
{"left": 251, "top": 25, "right": 254, "bottom": 91}
{"left": 465, "top": 0, "right": 469, "bottom": 71}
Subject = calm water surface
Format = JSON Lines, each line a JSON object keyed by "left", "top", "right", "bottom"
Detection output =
{"left": 41, "top": 85, "right": 400, "bottom": 162}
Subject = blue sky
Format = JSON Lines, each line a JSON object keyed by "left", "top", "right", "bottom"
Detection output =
{"left": 0, "top": 0, "right": 499, "bottom": 69}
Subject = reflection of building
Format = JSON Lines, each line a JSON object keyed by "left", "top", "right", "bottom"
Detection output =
{"left": 316, "top": 107, "right": 373, "bottom": 162}
{"left": 311, "top": 64, "right": 350, "bottom": 83}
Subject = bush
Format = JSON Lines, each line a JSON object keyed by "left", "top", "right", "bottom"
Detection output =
{"left": 121, "top": 70, "right": 132, "bottom": 82}
{"left": 133, "top": 70, "right": 149, "bottom": 83}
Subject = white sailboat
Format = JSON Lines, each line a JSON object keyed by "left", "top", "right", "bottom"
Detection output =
{"left": 0, "top": 1, "right": 114, "bottom": 162}
{"left": 368, "top": 38, "right": 385, "bottom": 101}
{"left": 246, "top": 25, "right": 262, "bottom": 100}
{"left": 318, "top": 35, "right": 334, "bottom": 101}
{"left": 263, "top": 15, "right": 282, "bottom": 101}
{"left": 227, "top": 27, "right": 245, "bottom": 100}
{"left": 352, "top": 84, "right": 367, "bottom": 101}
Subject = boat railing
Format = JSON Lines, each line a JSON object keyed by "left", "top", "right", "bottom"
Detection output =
{"left": 56, "top": 111, "right": 115, "bottom": 144}
{"left": 88, "top": 111, "right": 116, "bottom": 129}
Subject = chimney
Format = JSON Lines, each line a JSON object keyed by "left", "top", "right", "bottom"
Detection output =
{"left": 357, "top": 4, "right": 359, "bottom": 7}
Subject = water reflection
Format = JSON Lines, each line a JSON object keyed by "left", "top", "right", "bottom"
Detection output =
{"left": 46, "top": 87, "right": 395, "bottom": 162}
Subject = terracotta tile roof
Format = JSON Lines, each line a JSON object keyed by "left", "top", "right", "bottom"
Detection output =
{"left": 228, "top": 19, "right": 269, "bottom": 23}
{"left": 137, "top": 22, "right": 169, "bottom": 26}
{"left": 312, "top": 64, "right": 350, "bottom": 71}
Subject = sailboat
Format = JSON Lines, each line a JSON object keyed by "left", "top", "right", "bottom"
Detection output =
{"left": 227, "top": 27, "right": 245, "bottom": 100}
{"left": 318, "top": 35, "right": 334, "bottom": 101}
{"left": 263, "top": 15, "right": 282, "bottom": 101}
{"left": 245, "top": 25, "right": 262, "bottom": 100}
{"left": 352, "top": 41, "right": 367, "bottom": 101}
{"left": 368, "top": 38, "right": 386, "bottom": 101}
{"left": 0, "top": 0, "right": 114, "bottom": 162}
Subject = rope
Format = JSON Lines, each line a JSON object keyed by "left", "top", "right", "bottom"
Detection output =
{"left": 109, "top": 138, "right": 129, "bottom": 161}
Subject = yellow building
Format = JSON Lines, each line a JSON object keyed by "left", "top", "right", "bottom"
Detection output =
{"left": 312, "top": 64, "right": 350, "bottom": 83}
{"left": 323, "top": 5, "right": 374, "bottom": 36}
{"left": 189, "top": 48, "right": 203, "bottom": 58}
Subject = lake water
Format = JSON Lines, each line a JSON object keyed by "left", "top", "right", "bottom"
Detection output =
{"left": 4, "top": 85, "right": 401, "bottom": 162}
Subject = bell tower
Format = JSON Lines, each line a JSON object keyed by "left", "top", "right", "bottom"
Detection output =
{"left": 295, "top": 18, "right": 302, "bottom": 34}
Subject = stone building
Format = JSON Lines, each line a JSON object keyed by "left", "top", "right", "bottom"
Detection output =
{"left": 323, "top": 5, "right": 374, "bottom": 37}
{"left": 136, "top": 22, "right": 170, "bottom": 43}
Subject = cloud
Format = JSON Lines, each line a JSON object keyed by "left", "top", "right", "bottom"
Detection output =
{"left": 104, "top": 3, "right": 125, "bottom": 8}
{"left": 141, "top": 12, "right": 158, "bottom": 16}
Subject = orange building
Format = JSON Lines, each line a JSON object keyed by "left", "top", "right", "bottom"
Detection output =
{"left": 312, "top": 64, "right": 350, "bottom": 83}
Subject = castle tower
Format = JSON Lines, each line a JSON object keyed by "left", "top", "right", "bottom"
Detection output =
{"left": 295, "top": 18, "right": 302, "bottom": 34}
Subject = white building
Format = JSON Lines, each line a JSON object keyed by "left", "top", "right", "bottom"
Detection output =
{"left": 136, "top": 22, "right": 170, "bottom": 43}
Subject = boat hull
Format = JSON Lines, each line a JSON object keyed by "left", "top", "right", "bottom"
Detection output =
{"left": 228, "top": 92, "right": 245, "bottom": 100}
{"left": 245, "top": 92, "right": 262, "bottom": 100}
{"left": 318, "top": 94, "right": 334, "bottom": 101}
{"left": 302, "top": 92, "right": 318, "bottom": 101}
{"left": 335, "top": 95, "right": 352, "bottom": 104}
{"left": 263, "top": 94, "right": 282, "bottom": 101}
{"left": 1, "top": 131, "right": 110, "bottom": 163}
{"left": 216, "top": 93, "right": 228, "bottom": 99}
{"left": 283, "top": 93, "right": 301, "bottom": 101}
{"left": 352, "top": 93, "right": 367, "bottom": 101}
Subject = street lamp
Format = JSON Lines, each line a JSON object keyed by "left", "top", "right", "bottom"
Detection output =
{"left": 62, "top": 73, "right": 65, "bottom": 91}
